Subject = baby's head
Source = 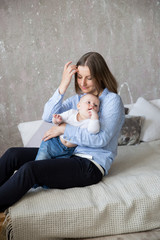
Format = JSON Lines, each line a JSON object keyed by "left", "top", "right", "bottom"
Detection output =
{"left": 77, "top": 94, "right": 100, "bottom": 119}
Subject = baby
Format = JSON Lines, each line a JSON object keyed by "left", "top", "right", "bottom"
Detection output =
{"left": 35, "top": 93, "right": 100, "bottom": 161}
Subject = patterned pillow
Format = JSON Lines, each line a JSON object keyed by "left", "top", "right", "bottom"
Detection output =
{"left": 118, "top": 116, "right": 143, "bottom": 146}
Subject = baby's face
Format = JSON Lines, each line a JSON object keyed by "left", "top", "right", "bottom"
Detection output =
{"left": 78, "top": 94, "right": 100, "bottom": 119}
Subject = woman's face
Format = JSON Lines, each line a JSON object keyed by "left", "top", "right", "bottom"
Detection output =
{"left": 77, "top": 66, "right": 97, "bottom": 95}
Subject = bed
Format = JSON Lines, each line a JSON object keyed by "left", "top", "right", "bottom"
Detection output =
{"left": 1, "top": 97, "right": 160, "bottom": 240}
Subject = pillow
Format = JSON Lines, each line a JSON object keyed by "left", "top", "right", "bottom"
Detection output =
{"left": 118, "top": 116, "right": 143, "bottom": 146}
{"left": 124, "top": 99, "right": 160, "bottom": 111}
{"left": 26, "top": 121, "right": 53, "bottom": 147}
{"left": 150, "top": 99, "right": 160, "bottom": 109}
{"left": 18, "top": 120, "right": 43, "bottom": 146}
{"left": 129, "top": 97, "right": 160, "bottom": 142}
{"left": 18, "top": 121, "right": 53, "bottom": 147}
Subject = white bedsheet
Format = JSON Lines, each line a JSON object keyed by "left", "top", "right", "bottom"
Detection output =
{"left": 6, "top": 140, "right": 160, "bottom": 240}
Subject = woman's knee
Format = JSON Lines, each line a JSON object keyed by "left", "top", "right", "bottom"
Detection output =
{"left": 20, "top": 161, "right": 35, "bottom": 173}
{"left": 20, "top": 161, "right": 45, "bottom": 186}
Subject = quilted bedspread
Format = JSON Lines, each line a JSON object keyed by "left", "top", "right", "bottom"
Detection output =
{"left": 5, "top": 140, "right": 160, "bottom": 240}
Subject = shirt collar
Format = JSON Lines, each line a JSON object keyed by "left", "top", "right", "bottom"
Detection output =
{"left": 99, "top": 88, "right": 109, "bottom": 100}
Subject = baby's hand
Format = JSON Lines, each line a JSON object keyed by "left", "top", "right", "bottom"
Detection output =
{"left": 52, "top": 114, "right": 63, "bottom": 125}
{"left": 89, "top": 109, "right": 99, "bottom": 120}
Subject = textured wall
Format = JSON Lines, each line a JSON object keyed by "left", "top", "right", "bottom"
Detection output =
{"left": 0, "top": 0, "right": 160, "bottom": 155}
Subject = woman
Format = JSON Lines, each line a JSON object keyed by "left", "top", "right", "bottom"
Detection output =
{"left": 0, "top": 52, "right": 125, "bottom": 212}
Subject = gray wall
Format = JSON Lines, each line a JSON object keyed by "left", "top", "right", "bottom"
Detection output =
{"left": 0, "top": 0, "right": 160, "bottom": 155}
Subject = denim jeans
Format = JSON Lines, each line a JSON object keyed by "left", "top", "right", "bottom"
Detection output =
{"left": 35, "top": 137, "right": 75, "bottom": 160}
{"left": 0, "top": 147, "right": 103, "bottom": 212}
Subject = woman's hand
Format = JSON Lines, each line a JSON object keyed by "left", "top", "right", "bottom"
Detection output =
{"left": 59, "top": 61, "right": 78, "bottom": 94}
{"left": 42, "top": 123, "right": 66, "bottom": 141}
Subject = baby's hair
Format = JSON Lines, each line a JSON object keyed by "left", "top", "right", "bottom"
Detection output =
{"left": 80, "top": 93, "right": 99, "bottom": 101}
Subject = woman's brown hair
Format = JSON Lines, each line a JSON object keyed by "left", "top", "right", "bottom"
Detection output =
{"left": 75, "top": 52, "right": 118, "bottom": 95}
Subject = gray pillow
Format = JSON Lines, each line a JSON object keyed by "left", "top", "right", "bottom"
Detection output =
{"left": 118, "top": 116, "right": 143, "bottom": 146}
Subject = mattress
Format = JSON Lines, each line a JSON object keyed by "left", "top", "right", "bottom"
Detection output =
{"left": 5, "top": 140, "right": 160, "bottom": 240}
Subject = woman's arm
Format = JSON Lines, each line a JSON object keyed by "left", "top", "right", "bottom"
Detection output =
{"left": 42, "top": 62, "right": 78, "bottom": 122}
{"left": 42, "top": 90, "right": 79, "bottom": 122}
{"left": 59, "top": 61, "right": 78, "bottom": 94}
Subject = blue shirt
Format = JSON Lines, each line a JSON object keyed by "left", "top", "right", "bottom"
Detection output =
{"left": 42, "top": 88, "right": 125, "bottom": 175}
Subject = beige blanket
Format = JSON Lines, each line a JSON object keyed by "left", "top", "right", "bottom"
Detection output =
{"left": 6, "top": 140, "right": 160, "bottom": 240}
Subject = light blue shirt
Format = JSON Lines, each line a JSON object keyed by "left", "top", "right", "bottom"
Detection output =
{"left": 42, "top": 88, "right": 125, "bottom": 175}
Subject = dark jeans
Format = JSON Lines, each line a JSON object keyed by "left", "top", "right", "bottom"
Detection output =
{"left": 0, "top": 147, "right": 102, "bottom": 212}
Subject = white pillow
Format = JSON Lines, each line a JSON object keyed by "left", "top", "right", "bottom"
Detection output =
{"left": 150, "top": 99, "right": 160, "bottom": 109}
{"left": 18, "top": 120, "right": 53, "bottom": 147}
{"left": 26, "top": 121, "right": 53, "bottom": 147}
{"left": 124, "top": 98, "right": 160, "bottom": 111}
{"left": 129, "top": 97, "right": 160, "bottom": 142}
{"left": 18, "top": 120, "right": 43, "bottom": 146}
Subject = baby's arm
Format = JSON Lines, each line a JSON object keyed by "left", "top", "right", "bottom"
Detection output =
{"left": 52, "top": 109, "right": 72, "bottom": 125}
{"left": 88, "top": 109, "right": 100, "bottom": 134}
{"left": 52, "top": 114, "right": 63, "bottom": 125}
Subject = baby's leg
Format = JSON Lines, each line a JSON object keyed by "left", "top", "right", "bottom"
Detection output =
{"left": 35, "top": 140, "right": 52, "bottom": 160}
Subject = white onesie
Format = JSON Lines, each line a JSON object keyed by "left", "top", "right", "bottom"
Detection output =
{"left": 53, "top": 109, "right": 100, "bottom": 137}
